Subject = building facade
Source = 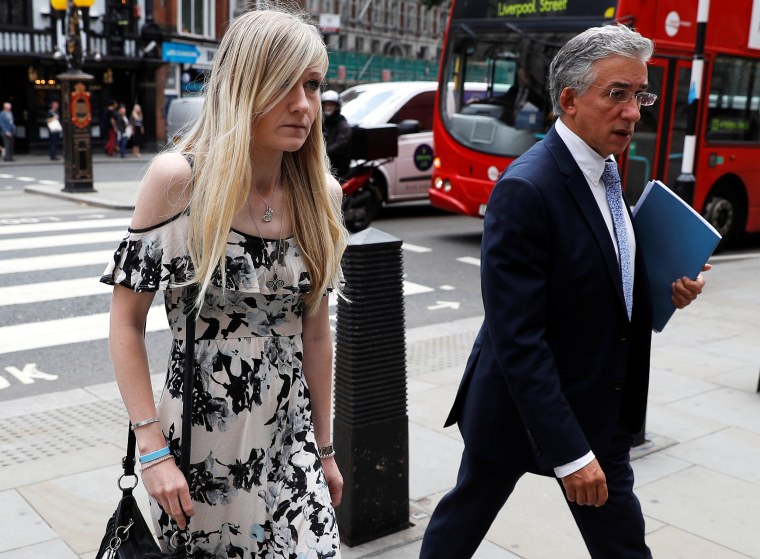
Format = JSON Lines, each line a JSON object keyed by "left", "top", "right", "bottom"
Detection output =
{"left": 0, "top": 0, "right": 448, "bottom": 154}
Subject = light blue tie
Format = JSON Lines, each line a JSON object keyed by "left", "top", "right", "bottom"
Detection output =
{"left": 602, "top": 160, "right": 633, "bottom": 319}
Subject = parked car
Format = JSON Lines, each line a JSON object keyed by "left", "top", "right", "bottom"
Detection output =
{"left": 340, "top": 81, "right": 439, "bottom": 204}
{"left": 165, "top": 96, "right": 205, "bottom": 146}
{"left": 340, "top": 81, "right": 488, "bottom": 205}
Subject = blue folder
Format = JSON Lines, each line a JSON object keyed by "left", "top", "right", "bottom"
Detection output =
{"left": 631, "top": 180, "right": 721, "bottom": 332}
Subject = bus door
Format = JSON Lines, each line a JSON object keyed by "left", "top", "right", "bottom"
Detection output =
{"left": 623, "top": 57, "right": 692, "bottom": 205}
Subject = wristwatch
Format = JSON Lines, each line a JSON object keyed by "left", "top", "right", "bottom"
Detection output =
{"left": 318, "top": 443, "right": 335, "bottom": 458}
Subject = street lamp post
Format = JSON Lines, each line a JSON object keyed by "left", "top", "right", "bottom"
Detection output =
{"left": 52, "top": 0, "right": 96, "bottom": 193}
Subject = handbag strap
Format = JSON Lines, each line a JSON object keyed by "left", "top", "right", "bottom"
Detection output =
{"left": 122, "top": 285, "right": 197, "bottom": 481}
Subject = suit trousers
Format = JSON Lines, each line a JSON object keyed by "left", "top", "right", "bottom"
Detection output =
{"left": 420, "top": 428, "right": 652, "bottom": 559}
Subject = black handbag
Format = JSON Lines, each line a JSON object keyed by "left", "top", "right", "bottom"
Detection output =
{"left": 96, "top": 294, "right": 196, "bottom": 559}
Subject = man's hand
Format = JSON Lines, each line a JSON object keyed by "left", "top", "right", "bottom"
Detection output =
{"left": 560, "top": 458, "right": 608, "bottom": 507}
{"left": 672, "top": 263, "right": 711, "bottom": 309}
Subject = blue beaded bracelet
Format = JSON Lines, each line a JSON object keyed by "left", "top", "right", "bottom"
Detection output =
{"left": 139, "top": 446, "right": 171, "bottom": 464}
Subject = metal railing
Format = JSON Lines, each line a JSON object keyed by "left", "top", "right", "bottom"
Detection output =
{"left": 0, "top": 26, "right": 136, "bottom": 59}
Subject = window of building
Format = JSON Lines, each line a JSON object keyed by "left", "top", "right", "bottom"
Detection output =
{"left": 404, "top": 3, "right": 419, "bottom": 33}
{"left": 389, "top": 2, "right": 398, "bottom": 28}
{"left": 0, "top": 0, "right": 28, "bottom": 26}
{"left": 706, "top": 56, "right": 760, "bottom": 143}
{"left": 420, "top": 7, "right": 429, "bottom": 33}
{"left": 180, "top": 0, "right": 215, "bottom": 37}
{"left": 305, "top": 0, "right": 319, "bottom": 14}
{"left": 372, "top": 2, "right": 384, "bottom": 26}
{"left": 355, "top": 36, "right": 365, "bottom": 52}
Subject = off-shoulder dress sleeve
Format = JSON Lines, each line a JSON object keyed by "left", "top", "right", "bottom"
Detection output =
{"left": 100, "top": 211, "right": 193, "bottom": 292}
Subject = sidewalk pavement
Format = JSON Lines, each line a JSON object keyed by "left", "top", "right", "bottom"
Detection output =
{"left": 16, "top": 152, "right": 152, "bottom": 211}
{"left": 4, "top": 173, "right": 760, "bottom": 558}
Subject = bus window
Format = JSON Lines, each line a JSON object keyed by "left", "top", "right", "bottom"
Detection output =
{"left": 625, "top": 65, "right": 663, "bottom": 204}
{"left": 706, "top": 56, "right": 760, "bottom": 143}
{"left": 440, "top": 37, "right": 557, "bottom": 157}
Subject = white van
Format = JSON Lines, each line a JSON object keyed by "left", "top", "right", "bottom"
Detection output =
{"left": 340, "top": 81, "right": 438, "bottom": 204}
{"left": 340, "top": 81, "right": 488, "bottom": 204}
{"left": 165, "top": 96, "right": 205, "bottom": 146}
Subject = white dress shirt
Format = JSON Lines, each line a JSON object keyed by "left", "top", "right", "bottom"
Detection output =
{"left": 550, "top": 118, "right": 636, "bottom": 478}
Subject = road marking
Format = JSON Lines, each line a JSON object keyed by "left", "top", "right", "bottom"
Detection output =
{"left": 0, "top": 174, "right": 12, "bottom": 179}
{"left": 15, "top": 177, "right": 36, "bottom": 182}
{"left": 38, "top": 180, "right": 61, "bottom": 186}
{"left": 0, "top": 217, "right": 131, "bottom": 235}
{"left": 402, "top": 242, "right": 432, "bottom": 253}
{"left": 0, "top": 250, "right": 114, "bottom": 275}
{"left": 3, "top": 363, "right": 58, "bottom": 385}
{"left": 439, "top": 285, "right": 455, "bottom": 291}
{"left": 404, "top": 280, "right": 435, "bottom": 295}
{"left": 457, "top": 256, "right": 481, "bottom": 266}
{"left": 0, "top": 306, "right": 168, "bottom": 355}
{"left": 427, "top": 300, "right": 460, "bottom": 311}
{"left": 0, "top": 277, "right": 113, "bottom": 306}
{"left": 0, "top": 229, "right": 125, "bottom": 252}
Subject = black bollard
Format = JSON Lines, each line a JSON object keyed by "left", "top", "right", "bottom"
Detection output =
{"left": 334, "top": 227, "right": 409, "bottom": 546}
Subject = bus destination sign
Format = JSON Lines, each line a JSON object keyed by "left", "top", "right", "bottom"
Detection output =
{"left": 453, "top": 0, "right": 617, "bottom": 20}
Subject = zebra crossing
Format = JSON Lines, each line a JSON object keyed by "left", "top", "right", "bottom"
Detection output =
{"left": 0, "top": 214, "right": 468, "bottom": 396}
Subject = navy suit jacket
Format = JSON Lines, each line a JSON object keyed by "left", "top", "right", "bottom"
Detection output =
{"left": 446, "top": 125, "right": 653, "bottom": 474}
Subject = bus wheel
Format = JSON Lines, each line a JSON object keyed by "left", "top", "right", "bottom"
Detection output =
{"left": 702, "top": 186, "right": 744, "bottom": 248}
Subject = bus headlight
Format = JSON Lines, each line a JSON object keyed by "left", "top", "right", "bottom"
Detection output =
{"left": 434, "top": 177, "right": 444, "bottom": 189}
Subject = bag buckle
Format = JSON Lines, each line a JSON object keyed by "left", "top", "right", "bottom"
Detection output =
{"left": 105, "top": 518, "right": 134, "bottom": 557}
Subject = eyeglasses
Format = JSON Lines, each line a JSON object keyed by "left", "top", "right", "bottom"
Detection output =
{"left": 588, "top": 84, "right": 658, "bottom": 107}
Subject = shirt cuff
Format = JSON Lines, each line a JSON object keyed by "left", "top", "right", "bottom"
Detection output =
{"left": 554, "top": 451, "right": 595, "bottom": 478}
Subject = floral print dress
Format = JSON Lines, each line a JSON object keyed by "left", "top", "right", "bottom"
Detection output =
{"left": 101, "top": 210, "right": 341, "bottom": 559}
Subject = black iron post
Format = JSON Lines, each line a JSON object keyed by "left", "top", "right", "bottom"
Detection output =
{"left": 334, "top": 228, "right": 409, "bottom": 546}
{"left": 58, "top": 0, "right": 95, "bottom": 193}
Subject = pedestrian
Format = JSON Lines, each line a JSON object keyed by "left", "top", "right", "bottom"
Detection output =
{"left": 114, "top": 105, "right": 130, "bottom": 158}
{"left": 100, "top": 6, "right": 346, "bottom": 557}
{"left": 46, "top": 100, "right": 62, "bottom": 160}
{"left": 103, "top": 100, "right": 117, "bottom": 156}
{"left": 420, "top": 24, "right": 709, "bottom": 559}
{"left": 321, "top": 89, "right": 352, "bottom": 179}
{"left": 130, "top": 103, "right": 144, "bottom": 157}
{"left": 0, "top": 102, "right": 17, "bottom": 161}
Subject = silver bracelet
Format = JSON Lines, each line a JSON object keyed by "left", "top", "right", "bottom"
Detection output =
{"left": 131, "top": 416, "right": 159, "bottom": 431}
{"left": 140, "top": 454, "right": 174, "bottom": 472}
{"left": 318, "top": 443, "right": 335, "bottom": 458}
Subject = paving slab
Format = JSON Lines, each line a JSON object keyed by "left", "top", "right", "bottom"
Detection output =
{"left": 0, "top": 490, "right": 57, "bottom": 552}
{"left": 637, "top": 466, "right": 760, "bottom": 557}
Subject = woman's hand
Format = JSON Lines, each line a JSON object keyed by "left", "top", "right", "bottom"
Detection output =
{"left": 321, "top": 457, "right": 343, "bottom": 507}
{"left": 141, "top": 460, "right": 195, "bottom": 529}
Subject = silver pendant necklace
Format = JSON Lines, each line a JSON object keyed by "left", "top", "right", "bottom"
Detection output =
{"left": 247, "top": 197, "right": 285, "bottom": 291}
{"left": 253, "top": 183, "right": 277, "bottom": 222}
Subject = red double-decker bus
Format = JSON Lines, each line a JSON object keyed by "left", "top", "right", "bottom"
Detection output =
{"left": 430, "top": 0, "right": 760, "bottom": 246}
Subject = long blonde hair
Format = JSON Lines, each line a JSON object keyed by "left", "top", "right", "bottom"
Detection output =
{"left": 174, "top": 7, "right": 347, "bottom": 313}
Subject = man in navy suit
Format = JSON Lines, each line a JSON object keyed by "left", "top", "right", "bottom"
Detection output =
{"left": 420, "top": 25, "right": 708, "bottom": 559}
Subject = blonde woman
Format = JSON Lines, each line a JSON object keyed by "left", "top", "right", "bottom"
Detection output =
{"left": 101, "top": 7, "right": 347, "bottom": 557}
{"left": 129, "top": 103, "right": 144, "bottom": 157}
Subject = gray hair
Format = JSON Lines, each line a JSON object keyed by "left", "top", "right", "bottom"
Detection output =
{"left": 549, "top": 25, "right": 654, "bottom": 116}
